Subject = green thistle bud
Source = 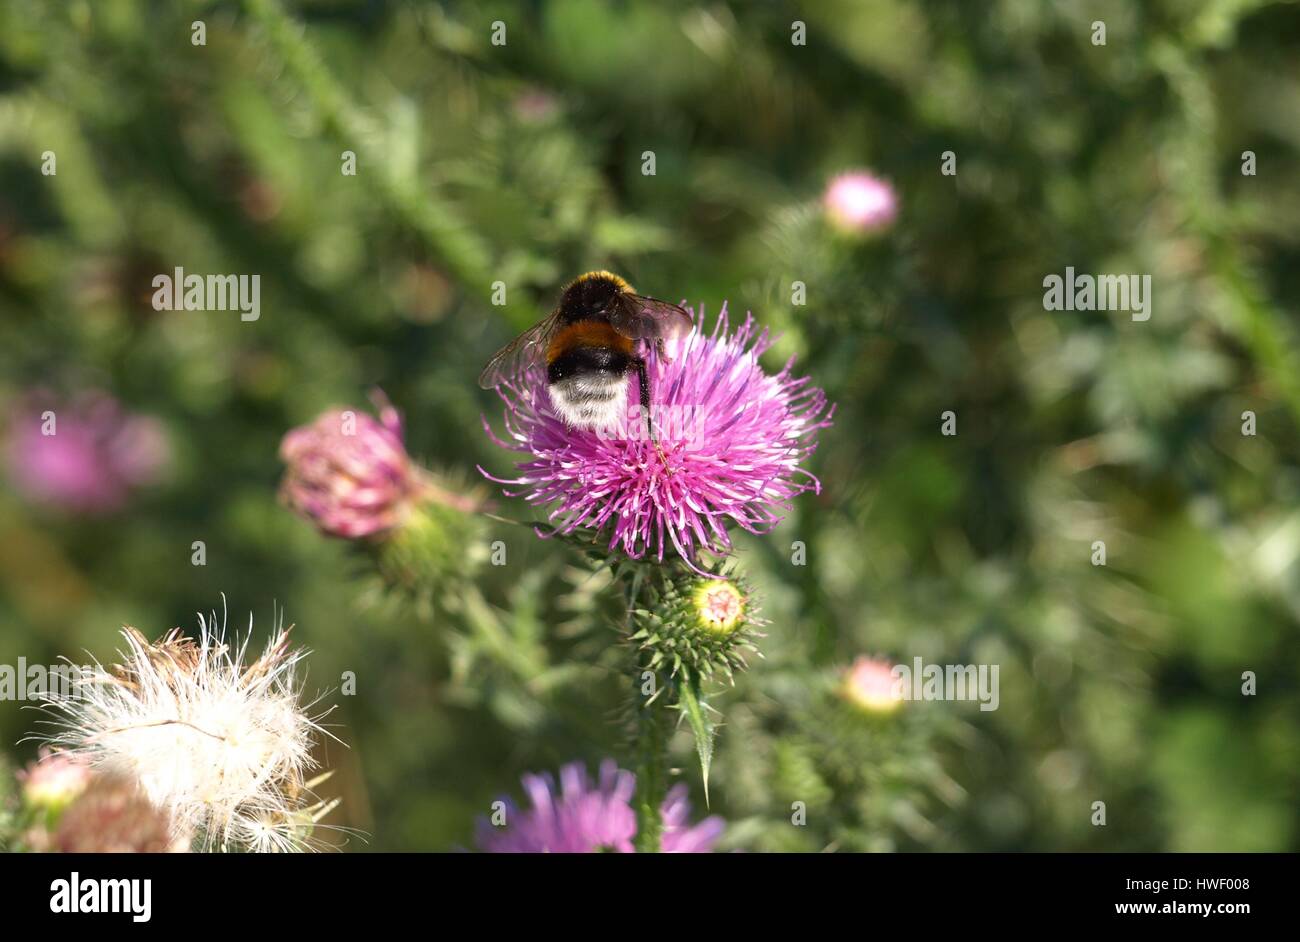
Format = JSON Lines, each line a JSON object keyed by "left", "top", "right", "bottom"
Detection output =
{"left": 374, "top": 486, "right": 488, "bottom": 611}
{"left": 630, "top": 565, "right": 765, "bottom": 684}
{"left": 691, "top": 580, "right": 746, "bottom": 635}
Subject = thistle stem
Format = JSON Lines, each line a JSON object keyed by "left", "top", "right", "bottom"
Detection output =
{"left": 633, "top": 674, "right": 670, "bottom": 853}
{"left": 627, "top": 570, "right": 669, "bottom": 853}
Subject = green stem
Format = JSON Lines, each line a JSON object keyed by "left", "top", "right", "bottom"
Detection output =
{"left": 634, "top": 686, "right": 669, "bottom": 853}
{"left": 627, "top": 569, "right": 668, "bottom": 853}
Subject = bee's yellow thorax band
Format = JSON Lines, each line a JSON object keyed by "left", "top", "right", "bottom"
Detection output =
{"left": 572, "top": 270, "right": 633, "bottom": 293}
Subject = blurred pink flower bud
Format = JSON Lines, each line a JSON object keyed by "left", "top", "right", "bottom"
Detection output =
{"left": 823, "top": 171, "right": 898, "bottom": 234}
{"left": 17, "top": 748, "right": 93, "bottom": 810}
{"left": 42, "top": 773, "right": 190, "bottom": 853}
{"left": 279, "top": 390, "right": 425, "bottom": 539}
{"left": 4, "top": 391, "right": 170, "bottom": 514}
{"left": 513, "top": 88, "right": 560, "bottom": 123}
{"left": 842, "top": 656, "right": 904, "bottom": 714}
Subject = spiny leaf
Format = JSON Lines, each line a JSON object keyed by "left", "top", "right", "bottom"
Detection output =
{"left": 677, "top": 675, "right": 715, "bottom": 805}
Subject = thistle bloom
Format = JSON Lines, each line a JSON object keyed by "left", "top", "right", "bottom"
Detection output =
{"left": 279, "top": 390, "right": 425, "bottom": 538}
{"left": 35, "top": 611, "right": 339, "bottom": 852}
{"left": 842, "top": 656, "right": 904, "bottom": 714}
{"left": 823, "top": 171, "right": 898, "bottom": 234}
{"left": 4, "top": 391, "right": 169, "bottom": 514}
{"left": 482, "top": 306, "right": 833, "bottom": 570}
{"left": 476, "top": 759, "right": 723, "bottom": 853}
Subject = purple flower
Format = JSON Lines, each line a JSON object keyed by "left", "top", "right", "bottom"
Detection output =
{"left": 823, "top": 171, "right": 898, "bottom": 233}
{"left": 482, "top": 306, "right": 833, "bottom": 570}
{"left": 4, "top": 391, "right": 169, "bottom": 514}
{"left": 661, "top": 781, "right": 726, "bottom": 853}
{"left": 476, "top": 759, "right": 723, "bottom": 853}
{"left": 279, "top": 390, "right": 425, "bottom": 539}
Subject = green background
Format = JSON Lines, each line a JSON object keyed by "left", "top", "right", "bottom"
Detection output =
{"left": 1, "top": 0, "right": 1298, "bottom": 851}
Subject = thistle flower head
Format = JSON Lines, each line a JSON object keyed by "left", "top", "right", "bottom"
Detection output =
{"left": 841, "top": 656, "right": 904, "bottom": 714}
{"left": 823, "top": 171, "right": 898, "bottom": 234}
{"left": 35, "top": 609, "right": 339, "bottom": 852}
{"left": 475, "top": 759, "right": 723, "bottom": 853}
{"left": 4, "top": 390, "right": 170, "bottom": 514}
{"left": 632, "top": 566, "right": 765, "bottom": 684}
{"left": 483, "top": 306, "right": 833, "bottom": 571}
{"left": 279, "top": 389, "right": 424, "bottom": 539}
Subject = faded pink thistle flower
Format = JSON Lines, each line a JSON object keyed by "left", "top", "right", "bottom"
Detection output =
{"left": 279, "top": 390, "right": 425, "bottom": 539}
{"left": 4, "top": 391, "right": 170, "bottom": 514}
{"left": 35, "top": 773, "right": 190, "bottom": 853}
{"left": 842, "top": 656, "right": 904, "bottom": 714}
{"left": 823, "top": 171, "right": 898, "bottom": 233}
{"left": 482, "top": 306, "right": 833, "bottom": 570}
{"left": 17, "top": 748, "right": 93, "bottom": 810}
{"left": 476, "top": 759, "right": 723, "bottom": 853}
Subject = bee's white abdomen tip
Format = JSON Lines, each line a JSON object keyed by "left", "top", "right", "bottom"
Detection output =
{"left": 548, "top": 374, "right": 628, "bottom": 431}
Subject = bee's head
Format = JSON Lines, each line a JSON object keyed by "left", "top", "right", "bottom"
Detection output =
{"left": 561, "top": 271, "right": 630, "bottom": 320}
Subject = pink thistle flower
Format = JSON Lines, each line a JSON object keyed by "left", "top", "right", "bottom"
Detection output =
{"left": 823, "top": 171, "right": 898, "bottom": 234}
{"left": 4, "top": 391, "right": 170, "bottom": 514}
{"left": 481, "top": 306, "right": 833, "bottom": 571}
{"left": 279, "top": 390, "right": 426, "bottom": 539}
{"left": 476, "top": 759, "right": 723, "bottom": 853}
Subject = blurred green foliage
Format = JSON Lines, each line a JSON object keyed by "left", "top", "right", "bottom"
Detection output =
{"left": 1, "top": 0, "right": 1299, "bottom": 851}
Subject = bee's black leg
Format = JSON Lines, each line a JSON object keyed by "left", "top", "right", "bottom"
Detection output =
{"left": 633, "top": 357, "right": 672, "bottom": 472}
{"left": 633, "top": 357, "right": 654, "bottom": 440}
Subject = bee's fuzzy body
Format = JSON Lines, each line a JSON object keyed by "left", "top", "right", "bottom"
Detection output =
{"left": 546, "top": 372, "right": 628, "bottom": 431}
{"left": 481, "top": 270, "right": 691, "bottom": 438}
{"left": 544, "top": 273, "right": 637, "bottom": 431}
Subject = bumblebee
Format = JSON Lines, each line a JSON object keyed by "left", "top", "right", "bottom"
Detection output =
{"left": 478, "top": 271, "right": 693, "bottom": 435}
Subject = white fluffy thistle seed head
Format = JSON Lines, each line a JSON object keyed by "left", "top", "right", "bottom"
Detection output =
{"left": 36, "top": 609, "right": 340, "bottom": 852}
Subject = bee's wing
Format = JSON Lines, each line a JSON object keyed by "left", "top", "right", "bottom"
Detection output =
{"left": 608, "top": 293, "right": 694, "bottom": 343}
{"left": 478, "top": 312, "right": 560, "bottom": 389}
